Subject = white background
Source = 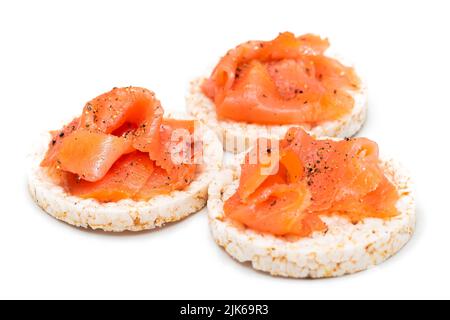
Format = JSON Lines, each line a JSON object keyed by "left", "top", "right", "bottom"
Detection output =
{"left": 0, "top": 0, "right": 449, "bottom": 300}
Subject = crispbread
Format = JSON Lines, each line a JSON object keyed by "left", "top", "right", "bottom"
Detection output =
{"left": 207, "top": 156, "right": 415, "bottom": 278}
{"left": 28, "top": 118, "right": 223, "bottom": 232}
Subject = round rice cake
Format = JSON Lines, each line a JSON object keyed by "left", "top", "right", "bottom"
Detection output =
{"left": 28, "top": 117, "right": 223, "bottom": 232}
{"left": 207, "top": 156, "right": 415, "bottom": 278}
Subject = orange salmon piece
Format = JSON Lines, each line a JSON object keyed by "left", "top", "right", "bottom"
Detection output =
{"left": 57, "top": 129, "right": 134, "bottom": 182}
{"left": 202, "top": 32, "right": 360, "bottom": 125}
{"left": 64, "top": 152, "right": 154, "bottom": 202}
{"left": 224, "top": 128, "right": 399, "bottom": 237}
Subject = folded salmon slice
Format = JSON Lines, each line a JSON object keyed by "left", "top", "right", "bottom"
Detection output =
{"left": 80, "top": 86, "right": 164, "bottom": 153}
{"left": 152, "top": 118, "right": 196, "bottom": 171}
{"left": 322, "top": 176, "right": 399, "bottom": 222}
{"left": 41, "top": 117, "right": 80, "bottom": 168}
{"left": 135, "top": 119, "right": 198, "bottom": 200}
{"left": 41, "top": 87, "right": 198, "bottom": 202}
{"left": 281, "top": 128, "right": 384, "bottom": 212}
{"left": 57, "top": 129, "right": 135, "bottom": 182}
{"left": 64, "top": 151, "right": 155, "bottom": 202}
{"left": 224, "top": 128, "right": 399, "bottom": 237}
{"left": 225, "top": 183, "right": 322, "bottom": 237}
{"left": 202, "top": 32, "right": 360, "bottom": 125}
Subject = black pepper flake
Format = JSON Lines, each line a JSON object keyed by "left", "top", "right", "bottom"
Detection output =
{"left": 59, "top": 132, "right": 65, "bottom": 138}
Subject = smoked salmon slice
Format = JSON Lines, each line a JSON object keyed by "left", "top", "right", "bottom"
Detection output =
{"left": 151, "top": 118, "right": 196, "bottom": 172}
{"left": 202, "top": 32, "right": 360, "bottom": 125}
{"left": 41, "top": 87, "right": 197, "bottom": 203}
{"left": 80, "top": 86, "right": 164, "bottom": 153}
{"left": 41, "top": 117, "right": 80, "bottom": 168}
{"left": 57, "top": 130, "right": 135, "bottom": 182}
{"left": 224, "top": 128, "right": 399, "bottom": 237}
{"left": 63, "top": 151, "right": 155, "bottom": 202}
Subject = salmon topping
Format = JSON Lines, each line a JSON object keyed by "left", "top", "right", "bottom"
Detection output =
{"left": 202, "top": 32, "right": 361, "bottom": 125}
{"left": 224, "top": 128, "right": 399, "bottom": 237}
{"left": 41, "top": 87, "right": 197, "bottom": 202}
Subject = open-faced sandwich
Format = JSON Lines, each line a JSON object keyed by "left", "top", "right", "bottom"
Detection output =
{"left": 28, "top": 87, "right": 223, "bottom": 232}
{"left": 187, "top": 32, "right": 367, "bottom": 153}
{"left": 208, "top": 127, "right": 415, "bottom": 278}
